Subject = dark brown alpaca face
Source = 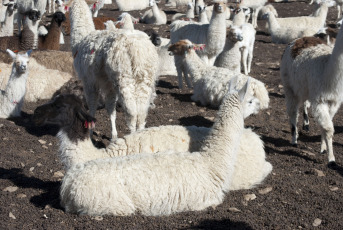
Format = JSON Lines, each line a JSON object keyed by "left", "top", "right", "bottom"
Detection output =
{"left": 33, "top": 94, "right": 96, "bottom": 128}
{"left": 168, "top": 40, "right": 193, "bottom": 56}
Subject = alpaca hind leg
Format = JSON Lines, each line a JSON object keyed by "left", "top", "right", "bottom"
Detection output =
{"left": 302, "top": 100, "right": 310, "bottom": 131}
{"left": 247, "top": 45, "right": 254, "bottom": 73}
{"left": 285, "top": 92, "right": 299, "bottom": 147}
{"left": 136, "top": 87, "right": 153, "bottom": 131}
{"left": 103, "top": 88, "right": 118, "bottom": 140}
{"left": 337, "top": 5, "right": 341, "bottom": 19}
{"left": 120, "top": 90, "right": 138, "bottom": 133}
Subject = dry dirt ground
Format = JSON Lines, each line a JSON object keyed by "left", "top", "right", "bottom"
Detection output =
{"left": 1, "top": 0, "right": 343, "bottom": 229}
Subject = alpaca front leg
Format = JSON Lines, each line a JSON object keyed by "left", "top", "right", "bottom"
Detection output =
{"left": 314, "top": 103, "right": 336, "bottom": 165}
{"left": 337, "top": 5, "right": 342, "bottom": 19}
{"left": 105, "top": 98, "right": 118, "bottom": 141}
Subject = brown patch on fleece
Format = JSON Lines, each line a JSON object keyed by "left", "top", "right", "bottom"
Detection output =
{"left": 168, "top": 40, "right": 192, "bottom": 56}
{"left": 93, "top": 16, "right": 117, "bottom": 30}
{"left": 291, "top": 37, "right": 326, "bottom": 59}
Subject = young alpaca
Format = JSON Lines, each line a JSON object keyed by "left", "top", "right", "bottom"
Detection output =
{"left": 170, "top": 1, "right": 227, "bottom": 88}
{"left": 33, "top": 93, "right": 271, "bottom": 191}
{"left": 69, "top": 0, "right": 159, "bottom": 140}
{"left": 214, "top": 26, "right": 244, "bottom": 74}
{"left": 37, "top": 80, "right": 252, "bottom": 216}
{"left": 0, "top": 49, "right": 32, "bottom": 118}
{"left": 0, "top": 0, "right": 16, "bottom": 37}
{"left": 141, "top": 0, "right": 167, "bottom": 25}
{"left": 280, "top": 26, "right": 343, "bottom": 167}
{"left": 168, "top": 40, "right": 270, "bottom": 109}
{"left": 38, "top": 11, "right": 66, "bottom": 50}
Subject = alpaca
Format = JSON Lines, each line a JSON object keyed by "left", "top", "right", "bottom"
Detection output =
{"left": 262, "top": 12, "right": 317, "bottom": 44}
{"left": 69, "top": 0, "right": 159, "bottom": 140}
{"left": 266, "top": 3, "right": 329, "bottom": 35}
{"left": 36, "top": 79, "right": 252, "bottom": 216}
{"left": 170, "top": 1, "right": 227, "bottom": 88}
{"left": 0, "top": 15, "right": 39, "bottom": 51}
{"left": 38, "top": 11, "right": 66, "bottom": 50}
{"left": 0, "top": 0, "right": 16, "bottom": 37}
{"left": 214, "top": 26, "right": 243, "bottom": 74}
{"left": 47, "top": 0, "right": 64, "bottom": 14}
{"left": 171, "top": 2, "right": 195, "bottom": 21}
{"left": 16, "top": 0, "right": 46, "bottom": 34}
{"left": 0, "top": 49, "right": 32, "bottom": 118}
{"left": 280, "top": 26, "right": 343, "bottom": 167}
{"left": 198, "top": 5, "right": 209, "bottom": 24}
{"left": 32, "top": 94, "right": 271, "bottom": 192}
{"left": 141, "top": 0, "right": 167, "bottom": 25}
{"left": 168, "top": 40, "right": 270, "bottom": 109}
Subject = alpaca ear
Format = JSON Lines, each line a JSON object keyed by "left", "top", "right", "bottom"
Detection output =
{"left": 6, "top": 49, "right": 16, "bottom": 59}
{"left": 228, "top": 76, "right": 238, "bottom": 94}
{"left": 26, "top": 50, "right": 33, "bottom": 57}
{"left": 238, "top": 77, "right": 251, "bottom": 102}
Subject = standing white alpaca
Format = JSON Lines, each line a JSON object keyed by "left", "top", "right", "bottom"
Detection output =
{"left": 0, "top": 49, "right": 32, "bottom": 118}
{"left": 69, "top": 0, "right": 159, "bottom": 140}
{"left": 59, "top": 80, "right": 252, "bottom": 216}
{"left": 237, "top": 0, "right": 267, "bottom": 28}
{"left": 280, "top": 25, "right": 343, "bottom": 167}
{"left": 0, "top": 0, "right": 16, "bottom": 37}
{"left": 141, "top": 0, "right": 167, "bottom": 25}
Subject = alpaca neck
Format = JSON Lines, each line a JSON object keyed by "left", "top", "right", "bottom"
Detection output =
{"left": 233, "top": 12, "right": 245, "bottom": 26}
{"left": 207, "top": 10, "right": 227, "bottom": 58}
{"left": 70, "top": 0, "right": 95, "bottom": 51}
{"left": 199, "top": 11, "right": 209, "bottom": 23}
{"left": 42, "top": 20, "right": 60, "bottom": 48}
{"left": 57, "top": 119, "right": 107, "bottom": 170}
{"left": 26, "top": 19, "right": 40, "bottom": 49}
{"left": 267, "top": 13, "right": 280, "bottom": 31}
{"left": 324, "top": 27, "right": 343, "bottom": 94}
{"left": 183, "top": 50, "right": 207, "bottom": 81}
{"left": 186, "top": 7, "right": 194, "bottom": 18}
{"left": 152, "top": 3, "right": 161, "bottom": 18}
{"left": 5, "top": 66, "right": 28, "bottom": 103}
{"left": 200, "top": 94, "right": 244, "bottom": 188}
{"left": 218, "top": 40, "right": 241, "bottom": 72}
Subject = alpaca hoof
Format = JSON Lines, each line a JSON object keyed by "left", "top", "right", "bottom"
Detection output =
{"left": 327, "top": 161, "right": 338, "bottom": 169}
{"left": 302, "top": 125, "right": 309, "bottom": 132}
{"left": 292, "top": 143, "right": 298, "bottom": 148}
{"left": 321, "top": 150, "right": 327, "bottom": 155}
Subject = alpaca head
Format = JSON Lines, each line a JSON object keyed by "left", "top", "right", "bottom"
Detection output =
{"left": 226, "top": 77, "right": 260, "bottom": 119}
{"left": 227, "top": 26, "right": 243, "bottom": 43}
{"left": 55, "top": 0, "right": 64, "bottom": 7}
{"left": 26, "top": 9, "right": 41, "bottom": 22}
{"left": 187, "top": 2, "right": 194, "bottom": 9}
{"left": 198, "top": 5, "right": 206, "bottom": 13}
{"left": 33, "top": 94, "right": 96, "bottom": 131}
{"left": 149, "top": 0, "right": 155, "bottom": 7}
{"left": 212, "top": 1, "right": 226, "bottom": 14}
{"left": 3, "top": 0, "right": 17, "bottom": 14}
{"left": 7, "top": 49, "right": 32, "bottom": 74}
{"left": 168, "top": 40, "right": 205, "bottom": 56}
{"left": 53, "top": 11, "right": 67, "bottom": 26}
{"left": 144, "top": 29, "right": 162, "bottom": 47}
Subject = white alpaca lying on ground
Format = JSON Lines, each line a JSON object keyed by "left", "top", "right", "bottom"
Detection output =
{"left": 33, "top": 93, "right": 272, "bottom": 191}
{"left": 168, "top": 40, "right": 270, "bottom": 109}
{"left": 33, "top": 79, "right": 257, "bottom": 216}
{"left": 0, "top": 49, "right": 32, "bottom": 118}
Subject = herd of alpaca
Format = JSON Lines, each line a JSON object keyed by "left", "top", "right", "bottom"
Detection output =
{"left": 1, "top": 0, "right": 343, "bottom": 218}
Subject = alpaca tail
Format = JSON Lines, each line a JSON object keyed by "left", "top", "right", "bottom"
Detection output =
{"left": 68, "top": 0, "right": 95, "bottom": 50}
